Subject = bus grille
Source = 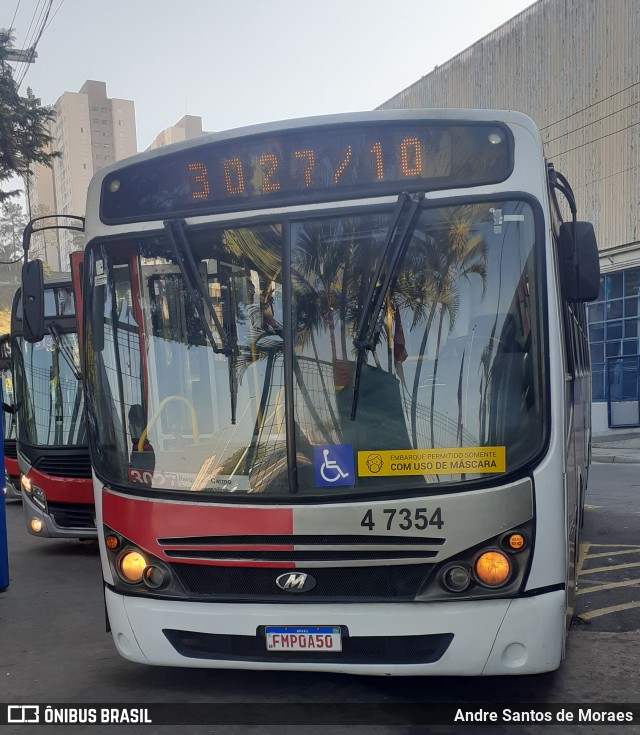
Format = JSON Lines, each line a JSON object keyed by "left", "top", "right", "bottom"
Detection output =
{"left": 163, "top": 628, "right": 454, "bottom": 664}
{"left": 35, "top": 455, "right": 92, "bottom": 479}
{"left": 169, "top": 563, "right": 433, "bottom": 601}
{"left": 4, "top": 440, "right": 17, "bottom": 459}
{"left": 48, "top": 502, "right": 95, "bottom": 530}
{"left": 158, "top": 534, "right": 444, "bottom": 564}
{"left": 158, "top": 534, "right": 444, "bottom": 546}
{"left": 165, "top": 549, "right": 438, "bottom": 562}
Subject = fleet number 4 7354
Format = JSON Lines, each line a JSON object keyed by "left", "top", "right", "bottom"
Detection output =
{"left": 360, "top": 507, "right": 444, "bottom": 532}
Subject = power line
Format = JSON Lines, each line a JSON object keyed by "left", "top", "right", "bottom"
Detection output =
{"left": 27, "top": 0, "right": 52, "bottom": 55}
{"left": 546, "top": 119, "right": 640, "bottom": 158}
{"left": 9, "top": 0, "right": 22, "bottom": 33}
{"left": 544, "top": 98, "right": 640, "bottom": 146}
{"left": 16, "top": 0, "right": 52, "bottom": 89}
{"left": 540, "top": 80, "right": 640, "bottom": 131}
{"left": 42, "top": 0, "right": 65, "bottom": 34}
{"left": 573, "top": 161, "right": 640, "bottom": 192}
{"left": 12, "top": 0, "right": 45, "bottom": 85}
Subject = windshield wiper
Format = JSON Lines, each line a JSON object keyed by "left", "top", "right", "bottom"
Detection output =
{"left": 351, "top": 192, "right": 424, "bottom": 420}
{"left": 47, "top": 323, "right": 81, "bottom": 381}
{"left": 163, "top": 219, "right": 238, "bottom": 424}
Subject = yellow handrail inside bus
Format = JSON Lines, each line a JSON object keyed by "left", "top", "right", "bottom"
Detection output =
{"left": 136, "top": 395, "right": 199, "bottom": 452}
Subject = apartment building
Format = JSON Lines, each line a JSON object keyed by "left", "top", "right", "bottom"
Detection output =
{"left": 28, "top": 80, "right": 137, "bottom": 270}
{"left": 146, "top": 115, "right": 206, "bottom": 151}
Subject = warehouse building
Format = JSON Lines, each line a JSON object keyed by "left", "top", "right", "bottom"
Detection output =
{"left": 379, "top": 0, "right": 640, "bottom": 433}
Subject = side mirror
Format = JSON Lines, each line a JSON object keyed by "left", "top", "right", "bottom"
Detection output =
{"left": 21, "top": 260, "right": 45, "bottom": 343}
{"left": 558, "top": 221, "right": 600, "bottom": 302}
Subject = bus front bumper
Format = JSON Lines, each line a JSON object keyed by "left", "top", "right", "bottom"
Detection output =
{"left": 105, "top": 587, "right": 565, "bottom": 676}
{"left": 22, "top": 489, "right": 97, "bottom": 540}
{"left": 3, "top": 473, "right": 21, "bottom": 499}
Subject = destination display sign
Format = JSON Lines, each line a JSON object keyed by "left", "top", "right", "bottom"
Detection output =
{"left": 100, "top": 121, "right": 512, "bottom": 223}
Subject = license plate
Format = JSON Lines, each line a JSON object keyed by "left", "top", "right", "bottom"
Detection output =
{"left": 265, "top": 626, "right": 342, "bottom": 652}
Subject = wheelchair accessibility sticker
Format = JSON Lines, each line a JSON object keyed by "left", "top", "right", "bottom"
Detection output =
{"left": 314, "top": 444, "right": 355, "bottom": 488}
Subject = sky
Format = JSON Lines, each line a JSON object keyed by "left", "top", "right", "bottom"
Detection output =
{"left": 3, "top": 0, "right": 535, "bottom": 195}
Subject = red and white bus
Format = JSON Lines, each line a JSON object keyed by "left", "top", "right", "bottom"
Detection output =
{"left": 12, "top": 277, "right": 95, "bottom": 539}
{"left": 61, "top": 109, "right": 598, "bottom": 674}
{"left": 0, "top": 334, "right": 20, "bottom": 499}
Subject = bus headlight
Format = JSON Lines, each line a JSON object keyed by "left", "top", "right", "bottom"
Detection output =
{"left": 442, "top": 564, "right": 471, "bottom": 592}
{"left": 104, "top": 527, "right": 187, "bottom": 598}
{"left": 32, "top": 486, "right": 47, "bottom": 511}
{"left": 417, "top": 522, "right": 532, "bottom": 601}
{"left": 23, "top": 478, "right": 48, "bottom": 512}
{"left": 31, "top": 518, "right": 44, "bottom": 533}
{"left": 143, "top": 565, "right": 168, "bottom": 589}
{"left": 118, "top": 551, "right": 147, "bottom": 584}
{"left": 475, "top": 550, "right": 511, "bottom": 587}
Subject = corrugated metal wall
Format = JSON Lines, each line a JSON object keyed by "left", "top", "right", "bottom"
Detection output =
{"left": 378, "top": 0, "right": 640, "bottom": 252}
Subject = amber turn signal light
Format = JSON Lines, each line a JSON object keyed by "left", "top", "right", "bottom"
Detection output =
{"left": 105, "top": 534, "right": 120, "bottom": 550}
{"left": 506, "top": 533, "right": 526, "bottom": 551}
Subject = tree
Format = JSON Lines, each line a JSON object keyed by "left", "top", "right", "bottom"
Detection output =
{"left": 0, "top": 198, "right": 24, "bottom": 323}
{"left": 0, "top": 30, "right": 59, "bottom": 203}
{"left": 0, "top": 199, "right": 26, "bottom": 262}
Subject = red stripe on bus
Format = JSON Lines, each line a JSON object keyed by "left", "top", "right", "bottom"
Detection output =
{"left": 159, "top": 545, "right": 295, "bottom": 552}
{"left": 158, "top": 559, "right": 295, "bottom": 568}
{"left": 102, "top": 490, "right": 294, "bottom": 564}
{"left": 27, "top": 467, "right": 94, "bottom": 504}
{"left": 4, "top": 457, "right": 19, "bottom": 478}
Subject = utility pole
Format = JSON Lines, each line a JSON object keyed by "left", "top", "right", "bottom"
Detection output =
{"left": 4, "top": 47, "right": 37, "bottom": 63}
{"left": 0, "top": 29, "right": 38, "bottom": 64}
{"left": 0, "top": 28, "right": 38, "bottom": 64}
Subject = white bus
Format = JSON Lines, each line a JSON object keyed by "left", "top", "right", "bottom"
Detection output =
{"left": 66, "top": 110, "right": 600, "bottom": 674}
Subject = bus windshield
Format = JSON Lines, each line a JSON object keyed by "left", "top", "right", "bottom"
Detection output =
{"left": 14, "top": 332, "right": 86, "bottom": 447}
{"left": 85, "top": 198, "right": 544, "bottom": 498}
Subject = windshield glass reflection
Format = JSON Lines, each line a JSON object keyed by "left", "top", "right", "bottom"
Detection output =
{"left": 85, "top": 200, "right": 543, "bottom": 498}
{"left": 290, "top": 201, "right": 542, "bottom": 493}
{"left": 14, "top": 333, "right": 85, "bottom": 447}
